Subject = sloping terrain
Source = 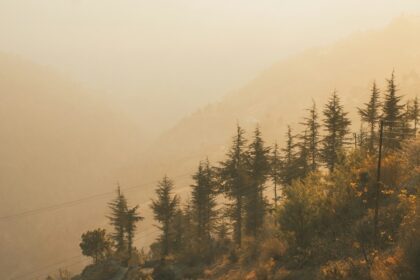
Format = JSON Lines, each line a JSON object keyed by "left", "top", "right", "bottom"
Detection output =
{"left": 2, "top": 16, "right": 420, "bottom": 279}
{"left": 120, "top": 16, "right": 420, "bottom": 195}
{"left": 0, "top": 53, "right": 144, "bottom": 278}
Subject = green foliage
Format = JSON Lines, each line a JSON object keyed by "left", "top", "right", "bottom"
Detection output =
{"left": 107, "top": 187, "right": 128, "bottom": 252}
{"left": 301, "top": 101, "right": 321, "bottom": 171}
{"left": 409, "top": 96, "right": 419, "bottom": 132}
{"left": 79, "top": 259, "right": 121, "bottom": 280}
{"left": 191, "top": 159, "right": 217, "bottom": 243}
{"left": 244, "top": 126, "right": 270, "bottom": 237}
{"left": 269, "top": 142, "right": 282, "bottom": 207}
{"left": 107, "top": 187, "right": 143, "bottom": 264}
{"left": 218, "top": 125, "right": 249, "bottom": 247}
{"left": 151, "top": 176, "right": 180, "bottom": 257}
{"left": 279, "top": 173, "right": 327, "bottom": 251}
{"left": 382, "top": 71, "right": 406, "bottom": 150}
{"left": 281, "top": 126, "right": 299, "bottom": 186}
{"left": 72, "top": 82, "right": 420, "bottom": 280}
{"left": 317, "top": 259, "right": 369, "bottom": 280}
{"left": 400, "top": 212, "right": 420, "bottom": 279}
{"left": 295, "top": 130, "right": 311, "bottom": 179}
{"left": 152, "top": 263, "right": 179, "bottom": 280}
{"left": 79, "top": 228, "right": 111, "bottom": 263}
{"left": 322, "top": 90, "right": 351, "bottom": 172}
{"left": 358, "top": 81, "right": 381, "bottom": 153}
{"left": 125, "top": 205, "right": 144, "bottom": 259}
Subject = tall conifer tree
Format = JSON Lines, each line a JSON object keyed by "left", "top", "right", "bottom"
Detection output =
{"left": 409, "top": 96, "right": 419, "bottom": 134}
{"left": 401, "top": 103, "right": 414, "bottom": 140}
{"left": 301, "top": 101, "right": 321, "bottom": 171}
{"left": 125, "top": 206, "right": 143, "bottom": 260}
{"left": 281, "top": 126, "right": 298, "bottom": 185}
{"left": 270, "top": 142, "right": 282, "bottom": 207}
{"left": 244, "top": 126, "right": 270, "bottom": 237}
{"left": 358, "top": 82, "right": 381, "bottom": 152}
{"left": 295, "top": 130, "right": 310, "bottom": 179}
{"left": 382, "top": 71, "right": 405, "bottom": 149}
{"left": 218, "top": 125, "right": 248, "bottom": 247}
{"left": 322, "top": 90, "right": 351, "bottom": 172}
{"left": 107, "top": 186, "right": 128, "bottom": 253}
{"left": 151, "top": 176, "right": 180, "bottom": 257}
{"left": 191, "top": 159, "right": 217, "bottom": 243}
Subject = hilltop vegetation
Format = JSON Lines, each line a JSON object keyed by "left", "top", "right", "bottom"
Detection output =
{"left": 45, "top": 72, "right": 420, "bottom": 280}
{"left": 3, "top": 18, "right": 420, "bottom": 278}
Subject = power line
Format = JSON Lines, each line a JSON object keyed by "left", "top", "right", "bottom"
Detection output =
{"left": 5, "top": 181, "right": 195, "bottom": 279}
{"left": 10, "top": 181, "right": 280, "bottom": 280}
{"left": 0, "top": 146, "right": 214, "bottom": 222}
{"left": 6, "top": 129, "right": 416, "bottom": 279}
{"left": 3, "top": 125, "right": 415, "bottom": 222}
{"left": 10, "top": 255, "right": 83, "bottom": 280}
{"left": 0, "top": 173, "right": 191, "bottom": 221}
{"left": 9, "top": 226, "right": 162, "bottom": 280}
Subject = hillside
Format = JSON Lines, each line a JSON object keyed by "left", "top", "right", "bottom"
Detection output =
{"left": 0, "top": 53, "right": 144, "bottom": 279}
{"left": 2, "top": 16, "right": 420, "bottom": 279}
{"left": 119, "top": 16, "right": 420, "bottom": 196}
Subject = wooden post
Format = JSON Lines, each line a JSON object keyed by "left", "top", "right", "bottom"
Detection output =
{"left": 374, "top": 120, "right": 384, "bottom": 248}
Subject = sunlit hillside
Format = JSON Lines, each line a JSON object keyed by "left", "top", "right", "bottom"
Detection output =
{"left": 1, "top": 16, "right": 420, "bottom": 280}
{"left": 120, "top": 16, "right": 420, "bottom": 194}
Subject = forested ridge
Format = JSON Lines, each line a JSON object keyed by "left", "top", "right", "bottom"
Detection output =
{"left": 44, "top": 72, "right": 419, "bottom": 280}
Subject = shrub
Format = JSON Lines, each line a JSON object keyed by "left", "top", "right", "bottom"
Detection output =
{"left": 260, "top": 238, "right": 287, "bottom": 263}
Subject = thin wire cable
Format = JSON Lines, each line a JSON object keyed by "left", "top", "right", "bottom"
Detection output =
{"left": 11, "top": 181, "right": 278, "bottom": 280}
{"left": 7, "top": 131, "right": 416, "bottom": 279}
{"left": 0, "top": 173, "right": 191, "bottom": 221}
{"left": 9, "top": 226, "right": 163, "bottom": 280}
{"left": 4, "top": 126, "right": 415, "bottom": 222}
{"left": 6, "top": 184, "right": 195, "bottom": 279}
{"left": 10, "top": 255, "right": 83, "bottom": 280}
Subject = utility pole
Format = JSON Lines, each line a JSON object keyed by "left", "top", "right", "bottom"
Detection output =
{"left": 374, "top": 120, "right": 384, "bottom": 248}
{"left": 272, "top": 142, "right": 279, "bottom": 226}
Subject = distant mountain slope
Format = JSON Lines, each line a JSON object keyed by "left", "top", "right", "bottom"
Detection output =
{"left": 2, "top": 16, "right": 420, "bottom": 279}
{"left": 119, "top": 16, "right": 420, "bottom": 198}
{"left": 0, "top": 53, "right": 144, "bottom": 278}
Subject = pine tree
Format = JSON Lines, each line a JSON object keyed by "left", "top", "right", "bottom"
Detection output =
{"left": 244, "top": 125, "right": 270, "bottom": 237}
{"left": 322, "top": 90, "right": 351, "bottom": 172}
{"left": 382, "top": 71, "right": 405, "bottom": 149}
{"left": 191, "top": 159, "right": 217, "bottom": 243}
{"left": 151, "top": 176, "right": 180, "bottom": 257}
{"left": 409, "top": 96, "right": 419, "bottom": 134}
{"left": 215, "top": 216, "right": 231, "bottom": 244}
{"left": 281, "top": 125, "right": 298, "bottom": 185}
{"left": 125, "top": 206, "right": 144, "bottom": 260}
{"left": 358, "top": 123, "right": 369, "bottom": 149}
{"left": 358, "top": 82, "right": 381, "bottom": 152}
{"left": 301, "top": 101, "right": 321, "bottom": 171}
{"left": 401, "top": 103, "right": 414, "bottom": 140}
{"left": 171, "top": 200, "right": 195, "bottom": 257}
{"left": 295, "top": 130, "right": 311, "bottom": 179}
{"left": 270, "top": 142, "right": 282, "bottom": 207}
{"left": 107, "top": 186, "right": 128, "bottom": 253}
{"left": 218, "top": 125, "right": 248, "bottom": 247}
{"left": 172, "top": 208, "right": 187, "bottom": 255}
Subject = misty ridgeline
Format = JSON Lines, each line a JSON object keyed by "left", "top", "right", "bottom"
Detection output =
{"left": 30, "top": 72, "right": 420, "bottom": 280}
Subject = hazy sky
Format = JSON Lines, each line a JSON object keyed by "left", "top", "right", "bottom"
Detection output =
{"left": 2, "top": 0, "right": 420, "bottom": 136}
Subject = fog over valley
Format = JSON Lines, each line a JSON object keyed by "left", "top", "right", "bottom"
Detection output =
{"left": 1, "top": 1, "right": 420, "bottom": 279}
